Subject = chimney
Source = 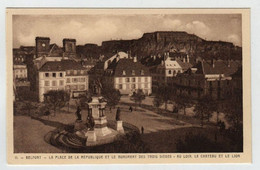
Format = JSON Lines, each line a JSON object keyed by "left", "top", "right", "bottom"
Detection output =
{"left": 153, "top": 55, "right": 156, "bottom": 60}
{"left": 133, "top": 56, "right": 137, "bottom": 62}
{"left": 161, "top": 60, "right": 164, "bottom": 66}
{"left": 187, "top": 55, "right": 190, "bottom": 63}
{"left": 183, "top": 57, "right": 186, "bottom": 63}
{"left": 212, "top": 59, "right": 215, "bottom": 68}
{"left": 127, "top": 51, "right": 131, "bottom": 59}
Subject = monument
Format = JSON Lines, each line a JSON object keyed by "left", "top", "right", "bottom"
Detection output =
{"left": 87, "top": 96, "right": 112, "bottom": 137}
{"left": 84, "top": 82, "right": 114, "bottom": 146}
{"left": 116, "top": 107, "right": 124, "bottom": 133}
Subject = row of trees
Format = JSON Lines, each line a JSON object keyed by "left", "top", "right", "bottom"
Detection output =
{"left": 152, "top": 85, "right": 243, "bottom": 129}
{"left": 153, "top": 86, "right": 192, "bottom": 116}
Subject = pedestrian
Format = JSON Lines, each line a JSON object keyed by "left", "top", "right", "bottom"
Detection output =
{"left": 129, "top": 106, "right": 133, "bottom": 112}
{"left": 141, "top": 126, "right": 144, "bottom": 134}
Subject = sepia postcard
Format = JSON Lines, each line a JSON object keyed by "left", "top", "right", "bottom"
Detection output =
{"left": 6, "top": 8, "right": 251, "bottom": 164}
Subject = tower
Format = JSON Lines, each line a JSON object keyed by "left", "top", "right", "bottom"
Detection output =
{"left": 35, "top": 37, "right": 50, "bottom": 58}
{"left": 63, "top": 38, "right": 76, "bottom": 58}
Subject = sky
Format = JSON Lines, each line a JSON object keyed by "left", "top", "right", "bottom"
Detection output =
{"left": 13, "top": 14, "right": 242, "bottom": 48}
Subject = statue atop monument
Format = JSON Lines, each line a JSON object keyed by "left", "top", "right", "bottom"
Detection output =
{"left": 92, "top": 80, "right": 101, "bottom": 96}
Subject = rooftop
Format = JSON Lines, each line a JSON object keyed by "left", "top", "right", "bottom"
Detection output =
{"left": 39, "top": 60, "right": 87, "bottom": 72}
{"left": 106, "top": 58, "right": 150, "bottom": 77}
{"left": 191, "top": 60, "right": 241, "bottom": 76}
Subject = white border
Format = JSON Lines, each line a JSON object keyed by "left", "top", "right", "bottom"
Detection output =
{"left": 1, "top": 0, "right": 260, "bottom": 170}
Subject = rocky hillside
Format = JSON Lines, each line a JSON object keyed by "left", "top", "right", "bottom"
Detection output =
{"left": 77, "top": 31, "right": 242, "bottom": 61}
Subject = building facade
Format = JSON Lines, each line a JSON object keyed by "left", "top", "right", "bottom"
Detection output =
{"left": 150, "top": 52, "right": 192, "bottom": 91}
{"left": 170, "top": 59, "right": 241, "bottom": 100}
{"left": 38, "top": 60, "right": 88, "bottom": 102}
{"left": 104, "top": 56, "right": 152, "bottom": 95}
{"left": 13, "top": 63, "right": 27, "bottom": 79}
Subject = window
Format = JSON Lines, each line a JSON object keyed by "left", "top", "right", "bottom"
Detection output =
{"left": 72, "top": 85, "right": 77, "bottom": 90}
{"left": 168, "top": 70, "right": 171, "bottom": 74}
{"left": 80, "top": 78, "right": 85, "bottom": 82}
{"left": 144, "top": 83, "right": 148, "bottom": 88}
{"left": 141, "top": 70, "right": 144, "bottom": 75}
{"left": 122, "top": 70, "right": 126, "bottom": 75}
{"left": 60, "top": 80, "right": 64, "bottom": 86}
{"left": 145, "top": 77, "right": 148, "bottom": 82}
{"left": 126, "top": 78, "right": 130, "bottom": 82}
{"left": 73, "top": 78, "right": 78, "bottom": 82}
{"left": 79, "top": 85, "right": 85, "bottom": 90}
{"left": 132, "top": 70, "right": 135, "bottom": 75}
{"left": 66, "top": 85, "right": 70, "bottom": 90}
{"left": 131, "top": 84, "right": 136, "bottom": 89}
{"left": 44, "top": 81, "right": 50, "bottom": 86}
{"left": 119, "top": 78, "right": 122, "bottom": 83}
{"left": 52, "top": 73, "right": 56, "bottom": 77}
{"left": 119, "top": 84, "right": 123, "bottom": 89}
{"left": 45, "top": 73, "right": 49, "bottom": 77}
{"left": 67, "top": 78, "right": 70, "bottom": 83}
{"left": 132, "top": 78, "right": 135, "bottom": 82}
{"left": 80, "top": 70, "right": 84, "bottom": 74}
{"left": 138, "top": 77, "right": 141, "bottom": 82}
{"left": 60, "top": 73, "right": 63, "bottom": 77}
{"left": 52, "top": 81, "right": 56, "bottom": 86}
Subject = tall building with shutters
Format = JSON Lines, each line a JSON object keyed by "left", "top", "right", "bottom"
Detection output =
{"left": 103, "top": 54, "right": 152, "bottom": 95}
{"left": 38, "top": 60, "right": 88, "bottom": 102}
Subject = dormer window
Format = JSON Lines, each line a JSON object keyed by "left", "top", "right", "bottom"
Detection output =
{"left": 132, "top": 70, "right": 135, "bottom": 75}
{"left": 45, "top": 73, "right": 49, "bottom": 77}
{"left": 122, "top": 70, "right": 126, "bottom": 76}
{"left": 141, "top": 70, "right": 144, "bottom": 75}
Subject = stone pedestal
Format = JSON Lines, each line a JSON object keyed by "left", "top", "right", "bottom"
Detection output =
{"left": 116, "top": 120, "right": 124, "bottom": 133}
{"left": 94, "top": 116, "right": 112, "bottom": 136}
{"left": 85, "top": 130, "right": 97, "bottom": 146}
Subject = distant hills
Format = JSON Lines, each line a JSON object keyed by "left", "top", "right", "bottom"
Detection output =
{"left": 77, "top": 31, "right": 242, "bottom": 61}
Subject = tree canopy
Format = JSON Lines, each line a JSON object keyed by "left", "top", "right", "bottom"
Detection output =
{"left": 44, "top": 90, "right": 70, "bottom": 116}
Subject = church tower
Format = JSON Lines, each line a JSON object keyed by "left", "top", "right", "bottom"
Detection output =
{"left": 63, "top": 38, "right": 76, "bottom": 58}
{"left": 35, "top": 37, "right": 50, "bottom": 58}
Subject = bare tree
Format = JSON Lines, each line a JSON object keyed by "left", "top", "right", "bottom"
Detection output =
{"left": 100, "top": 77, "right": 121, "bottom": 109}
{"left": 194, "top": 95, "right": 213, "bottom": 126}
{"left": 153, "top": 97, "right": 163, "bottom": 113}
{"left": 174, "top": 94, "right": 193, "bottom": 115}
{"left": 130, "top": 89, "right": 146, "bottom": 110}
{"left": 155, "top": 85, "right": 172, "bottom": 110}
